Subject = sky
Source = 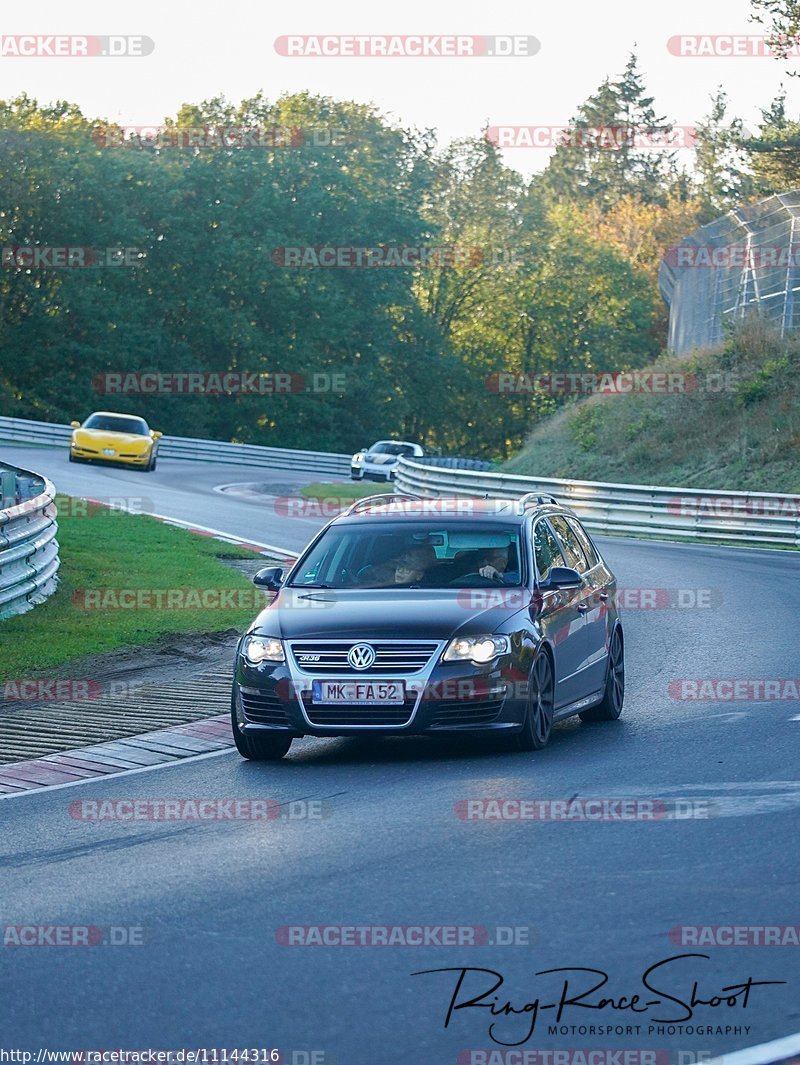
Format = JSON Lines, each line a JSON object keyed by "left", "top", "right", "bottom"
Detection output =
{"left": 1, "top": 0, "right": 798, "bottom": 177}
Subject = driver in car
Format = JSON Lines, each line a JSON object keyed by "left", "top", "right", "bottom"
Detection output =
{"left": 476, "top": 546, "right": 520, "bottom": 584}
{"left": 359, "top": 544, "right": 436, "bottom": 586}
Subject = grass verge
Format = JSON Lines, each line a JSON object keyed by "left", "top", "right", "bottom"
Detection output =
{"left": 300, "top": 481, "right": 394, "bottom": 501}
{"left": 1, "top": 499, "right": 262, "bottom": 679}
{"left": 504, "top": 321, "right": 800, "bottom": 494}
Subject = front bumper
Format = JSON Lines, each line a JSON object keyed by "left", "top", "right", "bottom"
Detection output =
{"left": 233, "top": 647, "right": 528, "bottom": 737}
{"left": 352, "top": 460, "right": 396, "bottom": 481}
{"left": 70, "top": 444, "right": 152, "bottom": 466}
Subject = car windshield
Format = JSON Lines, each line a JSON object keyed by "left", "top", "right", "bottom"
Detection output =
{"left": 370, "top": 442, "right": 415, "bottom": 456}
{"left": 83, "top": 414, "right": 149, "bottom": 435}
{"left": 290, "top": 522, "right": 524, "bottom": 589}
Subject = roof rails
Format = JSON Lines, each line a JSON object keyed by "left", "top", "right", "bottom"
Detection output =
{"left": 518, "top": 492, "right": 559, "bottom": 511}
{"left": 342, "top": 492, "right": 423, "bottom": 516}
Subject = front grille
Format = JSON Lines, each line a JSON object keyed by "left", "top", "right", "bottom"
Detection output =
{"left": 239, "top": 688, "right": 290, "bottom": 727}
{"left": 428, "top": 699, "right": 504, "bottom": 728}
{"left": 301, "top": 694, "right": 415, "bottom": 727}
{"left": 289, "top": 641, "right": 439, "bottom": 675}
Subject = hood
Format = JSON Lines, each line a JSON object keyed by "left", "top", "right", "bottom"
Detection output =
{"left": 365, "top": 452, "right": 396, "bottom": 464}
{"left": 73, "top": 429, "right": 150, "bottom": 449}
{"left": 249, "top": 587, "right": 530, "bottom": 640}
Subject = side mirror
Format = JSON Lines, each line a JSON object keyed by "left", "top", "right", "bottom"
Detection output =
{"left": 540, "top": 566, "right": 583, "bottom": 590}
{"left": 253, "top": 566, "right": 284, "bottom": 592}
{"left": 70, "top": 421, "right": 80, "bottom": 429}
{"left": 151, "top": 430, "right": 163, "bottom": 439}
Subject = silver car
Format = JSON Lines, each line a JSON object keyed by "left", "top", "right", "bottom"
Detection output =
{"left": 351, "top": 440, "right": 424, "bottom": 482}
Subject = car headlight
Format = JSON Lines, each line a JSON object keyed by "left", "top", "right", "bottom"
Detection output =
{"left": 242, "top": 635, "right": 284, "bottom": 664}
{"left": 442, "top": 635, "right": 511, "bottom": 664}
{"left": 353, "top": 453, "right": 364, "bottom": 462}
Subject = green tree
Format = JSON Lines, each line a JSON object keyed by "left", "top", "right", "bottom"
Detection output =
{"left": 536, "top": 53, "right": 678, "bottom": 209}
{"left": 751, "top": 0, "right": 800, "bottom": 67}
{"left": 743, "top": 92, "right": 800, "bottom": 194}
{"left": 693, "top": 89, "right": 755, "bottom": 216}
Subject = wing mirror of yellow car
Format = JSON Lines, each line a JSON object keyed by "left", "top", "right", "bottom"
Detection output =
{"left": 70, "top": 421, "right": 80, "bottom": 428}
{"left": 151, "top": 431, "right": 163, "bottom": 438}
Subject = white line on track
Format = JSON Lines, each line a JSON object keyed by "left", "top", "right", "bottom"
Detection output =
{"left": 81, "top": 495, "right": 298, "bottom": 559}
{"left": 688, "top": 711, "right": 749, "bottom": 722}
{"left": 149, "top": 511, "right": 297, "bottom": 558}
{"left": 703, "top": 1030, "right": 800, "bottom": 1065}
{"left": 0, "top": 502, "right": 297, "bottom": 801}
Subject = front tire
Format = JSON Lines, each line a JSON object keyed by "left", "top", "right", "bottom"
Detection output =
{"left": 231, "top": 693, "right": 293, "bottom": 761}
{"left": 514, "top": 651, "right": 554, "bottom": 751}
{"left": 580, "top": 628, "right": 624, "bottom": 721}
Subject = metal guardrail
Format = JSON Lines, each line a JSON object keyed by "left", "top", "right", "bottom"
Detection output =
{"left": 418, "top": 455, "right": 494, "bottom": 472}
{"left": 395, "top": 458, "right": 800, "bottom": 549}
{"left": 0, "top": 462, "right": 60, "bottom": 620}
{"left": 0, "top": 416, "right": 351, "bottom": 476}
{"left": 3, "top": 416, "right": 795, "bottom": 549}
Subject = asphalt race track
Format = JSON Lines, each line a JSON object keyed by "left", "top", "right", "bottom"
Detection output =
{"left": 2, "top": 443, "right": 799, "bottom": 1061}
{"left": 2, "top": 443, "right": 325, "bottom": 554}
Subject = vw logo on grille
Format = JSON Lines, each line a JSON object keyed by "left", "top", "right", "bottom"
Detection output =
{"left": 348, "top": 643, "right": 376, "bottom": 670}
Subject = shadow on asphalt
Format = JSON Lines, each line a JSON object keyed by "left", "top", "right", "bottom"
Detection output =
{"left": 232, "top": 716, "right": 632, "bottom": 770}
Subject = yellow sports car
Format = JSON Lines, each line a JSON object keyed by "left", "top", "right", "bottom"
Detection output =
{"left": 69, "top": 411, "right": 163, "bottom": 471}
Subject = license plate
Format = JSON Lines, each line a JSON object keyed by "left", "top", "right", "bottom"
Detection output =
{"left": 311, "top": 680, "right": 405, "bottom": 705}
{"left": 102, "top": 448, "right": 115, "bottom": 456}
